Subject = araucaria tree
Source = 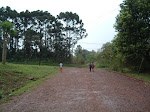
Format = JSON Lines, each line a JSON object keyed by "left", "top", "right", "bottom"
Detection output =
{"left": 57, "top": 12, "right": 87, "bottom": 61}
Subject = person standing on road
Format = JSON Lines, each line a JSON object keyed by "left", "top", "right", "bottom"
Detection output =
{"left": 90, "top": 62, "right": 94, "bottom": 72}
{"left": 89, "top": 62, "right": 92, "bottom": 72}
{"left": 92, "top": 62, "right": 95, "bottom": 72}
{"left": 59, "top": 62, "right": 63, "bottom": 72}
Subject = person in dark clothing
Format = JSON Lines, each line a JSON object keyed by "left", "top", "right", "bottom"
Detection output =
{"left": 89, "top": 62, "right": 92, "bottom": 72}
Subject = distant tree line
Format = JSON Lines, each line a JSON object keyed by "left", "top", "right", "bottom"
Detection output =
{"left": 73, "top": 45, "right": 96, "bottom": 64}
{"left": 0, "top": 6, "right": 87, "bottom": 64}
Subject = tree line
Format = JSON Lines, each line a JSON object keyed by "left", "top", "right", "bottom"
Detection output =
{"left": 74, "top": 0, "right": 150, "bottom": 72}
{"left": 1, "top": 0, "right": 149, "bottom": 72}
{"left": 0, "top": 6, "right": 87, "bottom": 64}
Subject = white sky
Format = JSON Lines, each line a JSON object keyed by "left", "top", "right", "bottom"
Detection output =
{"left": 0, "top": 0, "right": 123, "bottom": 52}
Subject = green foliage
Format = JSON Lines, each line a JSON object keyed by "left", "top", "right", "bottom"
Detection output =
{"left": 97, "top": 42, "right": 115, "bottom": 68}
{"left": 73, "top": 45, "right": 95, "bottom": 64}
{"left": 0, "top": 63, "right": 58, "bottom": 103}
{"left": 114, "top": 0, "right": 150, "bottom": 68}
{"left": 85, "top": 50, "right": 97, "bottom": 63}
{"left": 91, "top": 0, "right": 150, "bottom": 71}
{"left": 72, "top": 0, "right": 150, "bottom": 72}
{"left": 74, "top": 45, "right": 87, "bottom": 64}
{"left": 57, "top": 12, "right": 88, "bottom": 62}
{"left": 0, "top": 21, "right": 18, "bottom": 38}
{"left": 0, "top": 21, "right": 18, "bottom": 64}
{"left": 0, "top": 7, "right": 87, "bottom": 64}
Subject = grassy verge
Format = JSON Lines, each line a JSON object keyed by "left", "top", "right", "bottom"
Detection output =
{"left": 102, "top": 67, "right": 150, "bottom": 83}
{"left": 118, "top": 68, "right": 150, "bottom": 83}
{"left": 0, "top": 63, "right": 58, "bottom": 104}
{"left": 128, "top": 73, "right": 150, "bottom": 83}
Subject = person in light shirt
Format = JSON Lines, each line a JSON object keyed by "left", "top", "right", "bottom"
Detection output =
{"left": 59, "top": 62, "right": 63, "bottom": 72}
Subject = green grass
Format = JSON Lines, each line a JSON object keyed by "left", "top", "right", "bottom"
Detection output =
{"left": 105, "top": 67, "right": 150, "bottom": 83}
{"left": 118, "top": 68, "right": 150, "bottom": 83}
{"left": 129, "top": 73, "right": 150, "bottom": 83}
{"left": 0, "top": 63, "right": 58, "bottom": 104}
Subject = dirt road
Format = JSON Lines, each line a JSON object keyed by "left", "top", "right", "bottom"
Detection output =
{"left": 0, "top": 68, "right": 150, "bottom": 112}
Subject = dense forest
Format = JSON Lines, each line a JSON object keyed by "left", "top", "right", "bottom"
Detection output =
{"left": 0, "top": 7, "right": 87, "bottom": 64}
{"left": 0, "top": 0, "right": 150, "bottom": 72}
{"left": 73, "top": 0, "right": 150, "bottom": 72}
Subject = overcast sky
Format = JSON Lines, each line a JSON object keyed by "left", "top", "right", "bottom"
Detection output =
{"left": 0, "top": 0, "right": 123, "bottom": 51}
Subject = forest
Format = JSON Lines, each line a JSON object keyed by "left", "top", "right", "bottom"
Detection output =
{"left": 0, "top": 0, "right": 150, "bottom": 72}
{"left": 0, "top": 7, "right": 87, "bottom": 65}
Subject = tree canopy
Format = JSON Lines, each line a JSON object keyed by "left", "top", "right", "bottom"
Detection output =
{"left": 114, "top": 0, "right": 150, "bottom": 67}
{"left": 0, "top": 6, "right": 87, "bottom": 64}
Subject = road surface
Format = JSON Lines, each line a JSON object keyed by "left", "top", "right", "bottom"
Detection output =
{"left": 0, "top": 68, "right": 150, "bottom": 112}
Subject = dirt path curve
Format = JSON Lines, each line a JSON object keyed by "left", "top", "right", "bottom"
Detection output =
{"left": 1, "top": 68, "right": 150, "bottom": 112}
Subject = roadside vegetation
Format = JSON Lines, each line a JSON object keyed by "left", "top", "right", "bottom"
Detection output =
{"left": 0, "top": 63, "right": 58, "bottom": 104}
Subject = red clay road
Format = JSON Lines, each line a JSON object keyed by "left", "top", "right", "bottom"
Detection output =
{"left": 0, "top": 68, "right": 150, "bottom": 112}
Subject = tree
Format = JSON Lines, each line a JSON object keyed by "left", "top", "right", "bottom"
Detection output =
{"left": 0, "top": 21, "right": 17, "bottom": 64}
{"left": 23, "top": 29, "right": 39, "bottom": 59}
{"left": 0, "top": 6, "right": 19, "bottom": 60}
{"left": 57, "top": 12, "right": 87, "bottom": 61}
{"left": 86, "top": 50, "right": 97, "bottom": 63}
{"left": 31, "top": 10, "right": 56, "bottom": 65}
{"left": 74, "top": 45, "right": 90, "bottom": 64}
{"left": 114, "top": 0, "right": 150, "bottom": 68}
{"left": 49, "top": 20, "right": 65, "bottom": 62}
{"left": 74, "top": 45, "right": 84, "bottom": 64}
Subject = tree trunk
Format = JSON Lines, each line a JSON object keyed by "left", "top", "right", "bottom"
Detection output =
{"left": 2, "top": 37, "right": 7, "bottom": 64}
{"left": 39, "top": 47, "right": 41, "bottom": 66}
{"left": 39, "top": 32, "right": 42, "bottom": 66}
